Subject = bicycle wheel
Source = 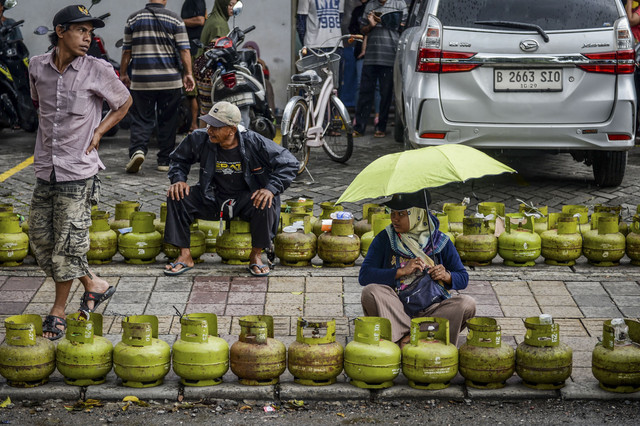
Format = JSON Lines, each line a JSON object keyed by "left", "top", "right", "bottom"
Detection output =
{"left": 281, "top": 98, "right": 310, "bottom": 175}
{"left": 322, "top": 95, "right": 353, "bottom": 163}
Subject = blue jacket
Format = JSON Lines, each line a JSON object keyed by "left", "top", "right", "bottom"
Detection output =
{"left": 168, "top": 128, "right": 299, "bottom": 203}
{"left": 359, "top": 231, "right": 469, "bottom": 291}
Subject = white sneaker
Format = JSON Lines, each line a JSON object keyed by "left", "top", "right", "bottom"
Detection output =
{"left": 157, "top": 165, "right": 169, "bottom": 172}
{"left": 126, "top": 150, "right": 145, "bottom": 173}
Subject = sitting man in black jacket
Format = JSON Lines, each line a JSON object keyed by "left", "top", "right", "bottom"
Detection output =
{"left": 164, "top": 101, "right": 299, "bottom": 276}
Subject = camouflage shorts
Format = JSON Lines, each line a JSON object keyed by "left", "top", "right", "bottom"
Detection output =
{"left": 28, "top": 175, "right": 100, "bottom": 282}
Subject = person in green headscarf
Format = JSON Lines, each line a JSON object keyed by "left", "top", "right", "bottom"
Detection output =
{"left": 197, "top": 0, "right": 235, "bottom": 57}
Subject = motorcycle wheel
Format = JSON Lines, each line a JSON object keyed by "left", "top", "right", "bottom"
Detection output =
{"left": 281, "top": 98, "right": 309, "bottom": 175}
{"left": 322, "top": 96, "right": 353, "bottom": 163}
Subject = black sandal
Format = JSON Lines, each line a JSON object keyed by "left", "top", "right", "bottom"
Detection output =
{"left": 42, "top": 315, "right": 66, "bottom": 341}
{"left": 79, "top": 286, "right": 116, "bottom": 313}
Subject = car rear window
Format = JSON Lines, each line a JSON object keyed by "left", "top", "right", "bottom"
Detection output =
{"left": 437, "top": 0, "right": 620, "bottom": 31}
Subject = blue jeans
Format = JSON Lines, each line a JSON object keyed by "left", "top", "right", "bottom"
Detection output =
{"left": 354, "top": 64, "right": 393, "bottom": 134}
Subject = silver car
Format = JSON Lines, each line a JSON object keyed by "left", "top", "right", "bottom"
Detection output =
{"left": 394, "top": 0, "right": 636, "bottom": 187}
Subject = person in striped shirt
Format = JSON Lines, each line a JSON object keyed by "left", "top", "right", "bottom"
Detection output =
{"left": 120, "top": 0, "right": 195, "bottom": 174}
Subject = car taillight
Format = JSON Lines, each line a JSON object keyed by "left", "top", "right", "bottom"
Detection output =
{"left": 579, "top": 18, "right": 635, "bottom": 75}
{"left": 416, "top": 15, "right": 479, "bottom": 73}
{"left": 579, "top": 51, "right": 634, "bottom": 74}
{"left": 222, "top": 72, "right": 236, "bottom": 88}
{"left": 607, "top": 134, "right": 632, "bottom": 141}
{"left": 420, "top": 132, "right": 446, "bottom": 139}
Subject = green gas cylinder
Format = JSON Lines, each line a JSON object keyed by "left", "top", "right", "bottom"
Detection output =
{"left": 626, "top": 215, "right": 640, "bottom": 266}
{"left": 153, "top": 202, "right": 167, "bottom": 237}
{"left": 288, "top": 318, "right": 344, "bottom": 386}
{"left": 110, "top": 201, "right": 140, "bottom": 232}
{"left": 313, "top": 202, "right": 343, "bottom": 236}
{"left": 455, "top": 217, "right": 498, "bottom": 266}
{"left": 230, "top": 315, "right": 286, "bottom": 385}
{"left": 592, "top": 319, "right": 640, "bottom": 393}
{"left": 540, "top": 214, "right": 583, "bottom": 266}
{"left": 516, "top": 315, "right": 572, "bottom": 390}
{"left": 478, "top": 201, "right": 505, "bottom": 235}
{"left": 0, "top": 212, "right": 29, "bottom": 266}
{"left": 0, "top": 315, "right": 56, "bottom": 387}
{"left": 0, "top": 203, "right": 13, "bottom": 212}
{"left": 344, "top": 317, "right": 401, "bottom": 389}
{"left": 519, "top": 204, "right": 548, "bottom": 235}
{"left": 402, "top": 317, "right": 458, "bottom": 390}
{"left": 443, "top": 203, "right": 466, "bottom": 237}
{"left": 172, "top": 313, "right": 229, "bottom": 386}
{"left": 459, "top": 317, "right": 515, "bottom": 389}
{"left": 561, "top": 205, "right": 590, "bottom": 234}
{"left": 113, "top": 315, "right": 171, "bottom": 388}
{"left": 118, "top": 211, "right": 163, "bottom": 264}
{"left": 437, "top": 213, "right": 455, "bottom": 245}
{"left": 56, "top": 312, "right": 113, "bottom": 386}
{"left": 163, "top": 222, "right": 206, "bottom": 263}
{"left": 87, "top": 211, "right": 118, "bottom": 264}
{"left": 275, "top": 216, "right": 317, "bottom": 266}
{"left": 498, "top": 214, "right": 541, "bottom": 266}
{"left": 594, "top": 204, "right": 628, "bottom": 236}
{"left": 353, "top": 203, "right": 380, "bottom": 237}
{"left": 197, "top": 219, "right": 225, "bottom": 253}
{"left": 216, "top": 219, "right": 252, "bottom": 264}
{"left": 317, "top": 217, "right": 360, "bottom": 267}
{"left": 360, "top": 212, "right": 391, "bottom": 258}
{"left": 582, "top": 213, "right": 626, "bottom": 266}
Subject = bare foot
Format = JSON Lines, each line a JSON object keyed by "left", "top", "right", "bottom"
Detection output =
{"left": 397, "top": 334, "right": 411, "bottom": 349}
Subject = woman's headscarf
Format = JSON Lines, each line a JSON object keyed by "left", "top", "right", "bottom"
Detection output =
{"left": 385, "top": 207, "right": 449, "bottom": 260}
{"left": 197, "top": 0, "right": 232, "bottom": 57}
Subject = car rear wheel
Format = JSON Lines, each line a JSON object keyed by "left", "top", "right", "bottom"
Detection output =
{"left": 592, "top": 151, "right": 627, "bottom": 187}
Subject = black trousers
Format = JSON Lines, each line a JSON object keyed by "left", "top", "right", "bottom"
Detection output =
{"left": 129, "top": 88, "right": 182, "bottom": 166}
{"left": 354, "top": 64, "right": 394, "bottom": 134}
{"left": 164, "top": 184, "right": 278, "bottom": 250}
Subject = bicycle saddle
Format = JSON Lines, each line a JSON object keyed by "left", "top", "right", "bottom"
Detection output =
{"left": 291, "top": 70, "right": 322, "bottom": 84}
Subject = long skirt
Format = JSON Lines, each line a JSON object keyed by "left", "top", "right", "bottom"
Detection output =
{"left": 361, "top": 284, "right": 476, "bottom": 346}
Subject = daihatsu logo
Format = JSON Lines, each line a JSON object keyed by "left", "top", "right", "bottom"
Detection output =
{"left": 519, "top": 39, "right": 539, "bottom": 52}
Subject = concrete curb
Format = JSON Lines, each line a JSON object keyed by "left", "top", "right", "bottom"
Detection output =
{"left": 2, "top": 378, "right": 640, "bottom": 403}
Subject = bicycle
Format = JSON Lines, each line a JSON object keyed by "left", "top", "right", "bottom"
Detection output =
{"left": 281, "top": 34, "right": 362, "bottom": 176}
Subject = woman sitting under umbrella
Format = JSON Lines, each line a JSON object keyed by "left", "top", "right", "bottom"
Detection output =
{"left": 359, "top": 190, "right": 476, "bottom": 347}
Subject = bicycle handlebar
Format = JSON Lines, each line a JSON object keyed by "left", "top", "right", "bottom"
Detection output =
{"left": 300, "top": 34, "right": 363, "bottom": 59}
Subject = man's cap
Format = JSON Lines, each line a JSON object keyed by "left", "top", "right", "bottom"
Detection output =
{"left": 383, "top": 189, "right": 432, "bottom": 210}
{"left": 199, "top": 101, "right": 242, "bottom": 128}
{"left": 53, "top": 5, "right": 105, "bottom": 29}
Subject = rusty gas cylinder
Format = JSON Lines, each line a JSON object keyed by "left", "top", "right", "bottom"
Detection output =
{"left": 230, "top": 315, "right": 286, "bottom": 385}
{"left": 287, "top": 318, "right": 344, "bottom": 386}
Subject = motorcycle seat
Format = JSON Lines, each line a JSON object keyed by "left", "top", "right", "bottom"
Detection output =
{"left": 291, "top": 70, "right": 322, "bottom": 84}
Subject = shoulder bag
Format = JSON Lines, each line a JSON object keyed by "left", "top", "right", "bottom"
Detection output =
{"left": 145, "top": 7, "right": 184, "bottom": 72}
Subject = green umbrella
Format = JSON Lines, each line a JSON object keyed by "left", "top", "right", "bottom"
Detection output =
{"left": 336, "top": 145, "right": 516, "bottom": 204}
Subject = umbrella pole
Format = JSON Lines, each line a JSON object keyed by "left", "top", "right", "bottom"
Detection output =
{"left": 423, "top": 189, "right": 440, "bottom": 265}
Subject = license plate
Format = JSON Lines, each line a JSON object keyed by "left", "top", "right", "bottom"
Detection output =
{"left": 494, "top": 69, "right": 562, "bottom": 92}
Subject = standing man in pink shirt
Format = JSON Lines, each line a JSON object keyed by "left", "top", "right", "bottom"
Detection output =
{"left": 28, "top": 5, "right": 132, "bottom": 340}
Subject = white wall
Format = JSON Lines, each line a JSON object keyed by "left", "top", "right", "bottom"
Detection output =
{"left": 7, "top": 0, "right": 293, "bottom": 110}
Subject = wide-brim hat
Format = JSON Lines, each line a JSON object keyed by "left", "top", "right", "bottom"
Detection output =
{"left": 53, "top": 5, "right": 105, "bottom": 29}
{"left": 383, "top": 189, "right": 432, "bottom": 210}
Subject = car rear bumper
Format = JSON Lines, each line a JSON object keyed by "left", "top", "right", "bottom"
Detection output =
{"left": 405, "top": 97, "right": 636, "bottom": 152}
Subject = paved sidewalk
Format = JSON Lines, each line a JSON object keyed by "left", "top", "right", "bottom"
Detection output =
{"left": 1, "top": 253, "right": 639, "bottom": 402}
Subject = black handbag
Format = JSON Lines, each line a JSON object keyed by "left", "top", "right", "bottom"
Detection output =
{"left": 397, "top": 273, "right": 451, "bottom": 317}
{"left": 145, "top": 7, "right": 184, "bottom": 72}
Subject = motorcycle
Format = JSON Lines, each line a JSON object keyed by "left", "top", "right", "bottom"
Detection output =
{"left": 200, "top": 2, "right": 276, "bottom": 139}
{"left": 0, "top": 15, "right": 37, "bottom": 133}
